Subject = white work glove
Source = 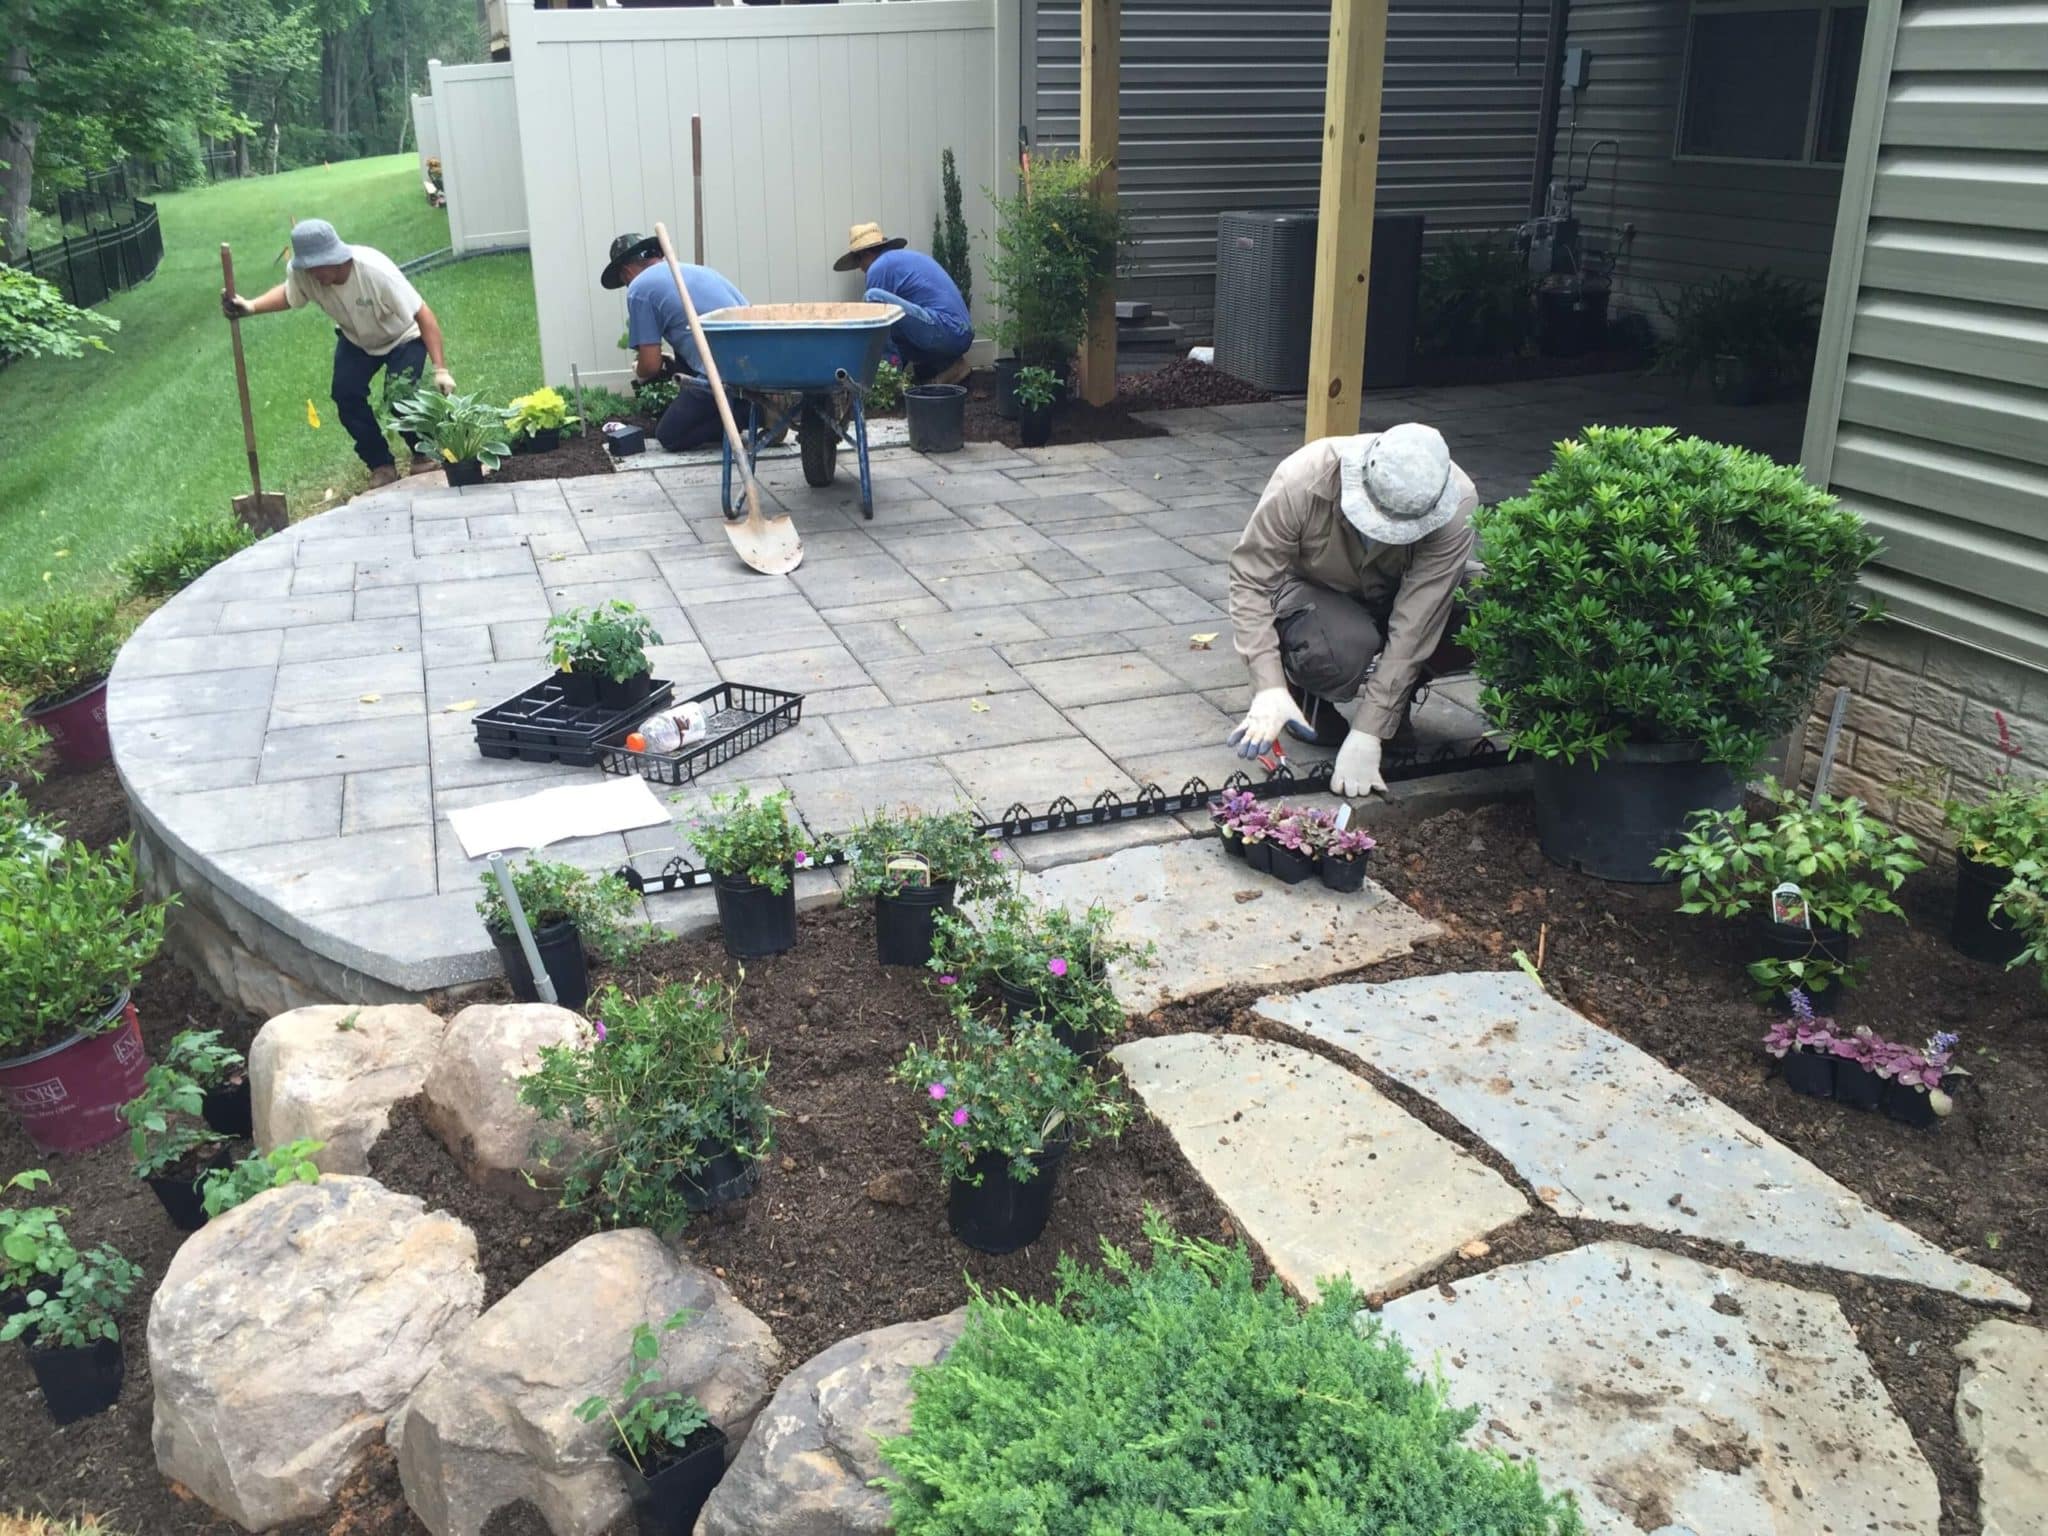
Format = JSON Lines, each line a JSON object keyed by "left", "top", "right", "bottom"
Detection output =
{"left": 1229, "top": 687, "right": 1310, "bottom": 759}
{"left": 432, "top": 366, "right": 457, "bottom": 395}
{"left": 1330, "top": 729, "right": 1389, "bottom": 798}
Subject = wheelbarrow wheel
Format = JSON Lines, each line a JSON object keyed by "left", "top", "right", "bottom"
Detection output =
{"left": 799, "top": 405, "right": 837, "bottom": 487}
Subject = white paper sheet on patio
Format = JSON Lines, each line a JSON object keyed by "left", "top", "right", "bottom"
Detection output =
{"left": 505, "top": 0, "right": 1012, "bottom": 389}
{"left": 429, "top": 59, "right": 530, "bottom": 255}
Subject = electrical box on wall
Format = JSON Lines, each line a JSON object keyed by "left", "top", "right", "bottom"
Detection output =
{"left": 1563, "top": 46, "right": 1592, "bottom": 89}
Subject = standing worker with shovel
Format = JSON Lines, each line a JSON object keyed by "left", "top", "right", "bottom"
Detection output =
{"left": 221, "top": 218, "right": 458, "bottom": 488}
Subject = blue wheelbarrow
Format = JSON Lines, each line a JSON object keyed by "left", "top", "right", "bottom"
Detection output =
{"left": 698, "top": 302, "right": 900, "bottom": 521}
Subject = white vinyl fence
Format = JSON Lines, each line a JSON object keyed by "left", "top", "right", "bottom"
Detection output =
{"left": 506, "top": 0, "right": 1015, "bottom": 389}
{"left": 428, "top": 59, "right": 530, "bottom": 255}
{"left": 411, "top": 93, "right": 441, "bottom": 185}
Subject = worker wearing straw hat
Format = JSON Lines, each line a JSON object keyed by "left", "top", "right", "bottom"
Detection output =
{"left": 834, "top": 222, "right": 973, "bottom": 386}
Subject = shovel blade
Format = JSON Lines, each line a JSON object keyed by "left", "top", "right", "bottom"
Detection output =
{"left": 722, "top": 507, "right": 805, "bottom": 575}
{"left": 232, "top": 492, "right": 289, "bottom": 536}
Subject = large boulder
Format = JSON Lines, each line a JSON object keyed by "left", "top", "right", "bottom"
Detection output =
{"left": 393, "top": 1229, "right": 782, "bottom": 1536}
{"left": 696, "top": 1310, "right": 966, "bottom": 1536}
{"left": 421, "top": 1002, "right": 589, "bottom": 1204}
{"left": 251, "top": 1002, "right": 451, "bottom": 1172}
{"left": 149, "top": 1175, "right": 483, "bottom": 1531}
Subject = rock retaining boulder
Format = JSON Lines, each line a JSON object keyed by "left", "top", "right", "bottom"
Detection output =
{"left": 696, "top": 1310, "right": 965, "bottom": 1536}
{"left": 149, "top": 1175, "right": 483, "bottom": 1531}
{"left": 394, "top": 1228, "right": 781, "bottom": 1536}
{"left": 251, "top": 1001, "right": 451, "bottom": 1173}
{"left": 421, "top": 1002, "right": 589, "bottom": 1204}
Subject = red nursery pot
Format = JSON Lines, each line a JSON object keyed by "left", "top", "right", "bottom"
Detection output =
{"left": 0, "top": 994, "right": 150, "bottom": 1155}
{"left": 24, "top": 677, "right": 112, "bottom": 768}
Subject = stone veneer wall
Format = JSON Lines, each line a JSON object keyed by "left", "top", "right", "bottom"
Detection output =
{"left": 1804, "top": 619, "right": 2048, "bottom": 845}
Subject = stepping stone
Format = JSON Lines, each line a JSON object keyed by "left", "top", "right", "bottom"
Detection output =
{"left": 1956, "top": 1320, "right": 2048, "bottom": 1535}
{"left": 1257, "top": 972, "right": 2027, "bottom": 1308}
{"left": 1112, "top": 1034, "right": 1528, "bottom": 1298}
{"left": 1022, "top": 839, "right": 1438, "bottom": 1012}
{"left": 1381, "top": 1242, "right": 1940, "bottom": 1536}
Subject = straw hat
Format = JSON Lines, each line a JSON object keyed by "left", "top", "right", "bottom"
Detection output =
{"left": 833, "top": 222, "right": 908, "bottom": 272}
{"left": 1336, "top": 424, "right": 1463, "bottom": 546}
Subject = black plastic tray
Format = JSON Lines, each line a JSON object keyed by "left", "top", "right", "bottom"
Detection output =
{"left": 594, "top": 682, "right": 804, "bottom": 788}
{"left": 473, "top": 677, "right": 676, "bottom": 766}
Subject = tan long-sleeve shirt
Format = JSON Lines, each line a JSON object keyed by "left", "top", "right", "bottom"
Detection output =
{"left": 1228, "top": 436, "right": 1477, "bottom": 739}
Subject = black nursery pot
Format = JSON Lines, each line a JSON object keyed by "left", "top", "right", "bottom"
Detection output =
{"left": 1218, "top": 825, "right": 1246, "bottom": 860}
{"left": 444, "top": 457, "right": 486, "bottom": 488}
{"left": 994, "top": 972, "right": 1044, "bottom": 1021}
{"left": 616, "top": 1423, "right": 729, "bottom": 1536}
{"left": 147, "top": 1144, "right": 238, "bottom": 1233}
{"left": 678, "top": 1144, "right": 761, "bottom": 1214}
{"left": 1319, "top": 851, "right": 1369, "bottom": 893}
{"left": 202, "top": 1076, "right": 253, "bottom": 1139}
{"left": 1243, "top": 839, "right": 1274, "bottom": 874}
{"left": 1266, "top": 843, "right": 1316, "bottom": 886}
{"left": 522, "top": 427, "right": 561, "bottom": 455}
{"left": 1953, "top": 856, "right": 2028, "bottom": 966}
{"left": 29, "top": 1335, "right": 124, "bottom": 1425}
{"left": 1016, "top": 401, "right": 1055, "bottom": 449}
{"left": 874, "top": 880, "right": 956, "bottom": 967}
{"left": 559, "top": 666, "right": 602, "bottom": 707}
{"left": 489, "top": 919, "right": 591, "bottom": 1013}
{"left": 948, "top": 1147, "right": 1064, "bottom": 1254}
{"left": 1833, "top": 1059, "right": 1882, "bottom": 1111}
{"left": 1780, "top": 1049, "right": 1834, "bottom": 1099}
{"left": 1881, "top": 1079, "right": 1943, "bottom": 1129}
{"left": 1, "top": 1285, "right": 29, "bottom": 1320}
{"left": 1755, "top": 918, "right": 1852, "bottom": 1016}
{"left": 713, "top": 869, "right": 798, "bottom": 958}
{"left": 597, "top": 669, "right": 656, "bottom": 712}
{"left": 1531, "top": 743, "right": 1743, "bottom": 883}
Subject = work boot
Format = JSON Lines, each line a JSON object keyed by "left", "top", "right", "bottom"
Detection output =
{"left": 408, "top": 453, "right": 440, "bottom": 477}
{"left": 1282, "top": 683, "right": 1351, "bottom": 749}
{"left": 933, "top": 356, "right": 972, "bottom": 387}
{"left": 366, "top": 464, "right": 401, "bottom": 490}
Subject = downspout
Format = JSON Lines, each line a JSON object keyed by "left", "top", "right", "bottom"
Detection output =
{"left": 1528, "top": 0, "right": 1572, "bottom": 216}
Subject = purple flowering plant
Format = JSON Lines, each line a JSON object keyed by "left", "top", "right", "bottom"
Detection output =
{"left": 1760, "top": 989, "right": 1836, "bottom": 1059}
{"left": 1326, "top": 827, "right": 1378, "bottom": 861}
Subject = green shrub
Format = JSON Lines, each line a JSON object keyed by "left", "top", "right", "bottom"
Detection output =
{"left": 1462, "top": 426, "right": 1881, "bottom": 768}
{"left": 689, "top": 787, "right": 814, "bottom": 892}
{"left": 0, "top": 1169, "right": 75, "bottom": 1300}
{"left": 1418, "top": 235, "right": 1533, "bottom": 358}
{"left": 121, "top": 1061, "right": 228, "bottom": 1180}
{"left": 561, "top": 383, "right": 641, "bottom": 426}
{"left": 1944, "top": 711, "right": 2048, "bottom": 871}
{"left": 878, "top": 1218, "right": 1583, "bottom": 1535}
{"left": 0, "top": 265, "right": 118, "bottom": 364}
{"left": 989, "top": 152, "right": 1126, "bottom": 366}
{"left": 0, "top": 711, "right": 51, "bottom": 784}
{"left": 121, "top": 515, "right": 258, "bottom": 598}
{"left": 199, "top": 1140, "right": 324, "bottom": 1219}
{"left": 1657, "top": 269, "right": 1820, "bottom": 388}
{"left": 1991, "top": 857, "right": 2048, "bottom": 991}
{"left": 933, "top": 146, "right": 973, "bottom": 311}
{"left": 929, "top": 894, "right": 1146, "bottom": 1006}
{"left": 635, "top": 375, "right": 682, "bottom": 416}
{"left": 838, "top": 807, "right": 1008, "bottom": 903}
{"left": 0, "top": 595, "right": 130, "bottom": 704}
{"left": 545, "top": 600, "right": 661, "bottom": 684}
{"left": 0, "top": 839, "right": 172, "bottom": 1058}
{"left": 161, "top": 1028, "right": 244, "bottom": 1091}
{"left": 474, "top": 858, "right": 645, "bottom": 964}
{"left": 1012, "top": 365, "right": 1061, "bottom": 411}
{"left": 868, "top": 358, "right": 910, "bottom": 413}
{"left": 0, "top": 1242, "right": 139, "bottom": 1351}
{"left": 574, "top": 1311, "right": 712, "bottom": 1475}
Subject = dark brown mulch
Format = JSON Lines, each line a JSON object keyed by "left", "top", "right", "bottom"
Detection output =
{"left": 1115, "top": 357, "right": 1271, "bottom": 411}
{"left": 487, "top": 414, "right": 661, "bottom": 484}
{"left": 18, "top": 759, "right": 134, "bottom": 850}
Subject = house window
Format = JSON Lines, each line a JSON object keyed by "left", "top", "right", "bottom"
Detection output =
{"left": 1676, "top": 1, "right": 1869, "bottom": 165}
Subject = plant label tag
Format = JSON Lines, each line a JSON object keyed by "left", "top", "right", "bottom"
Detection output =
{"left": 1771, "top": 881, "right": 1810, "bottom": 929}
{"left": 1333, "top": 804, "right": 1353, "bottom": 831}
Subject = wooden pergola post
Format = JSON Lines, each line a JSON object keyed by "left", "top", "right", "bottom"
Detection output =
{"left": 1078, "top": 0, "right": 1120, "bottom": 405}
{"left": 1304, "top": 0, "right": 1390, "bottom": 442}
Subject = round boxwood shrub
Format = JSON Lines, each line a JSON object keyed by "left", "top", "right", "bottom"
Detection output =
{"left": 1461, "top": 425, "right": 1880, "bottom": 769}
{"left": 878, "top": 1217, "right": 1584, "bottom": 1535}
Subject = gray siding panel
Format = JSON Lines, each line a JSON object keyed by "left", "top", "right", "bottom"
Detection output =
{"left": 1031, "top": 0, "right": 1547, "bottom": 337}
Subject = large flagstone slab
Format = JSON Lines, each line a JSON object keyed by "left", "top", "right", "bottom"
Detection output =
{"left": 1256, "top": 972, "right": 2026, "bottom": 1307}
{"left": 1021, "top": 839, "right": 1438, "bottom": 1012}
{"left": 1956, "top": 1320, "right": 2048, "bottom": 1536}
{"left": 1112, "top": 1034, "right": 1526, "bottom": 1298}
{"left": 1380, "top": 1242, "right": 1941, "bottom": 1536}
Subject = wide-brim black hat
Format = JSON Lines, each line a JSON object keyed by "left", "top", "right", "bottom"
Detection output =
{"left": 601, "top": 232, "right": 663, "bottom": 290}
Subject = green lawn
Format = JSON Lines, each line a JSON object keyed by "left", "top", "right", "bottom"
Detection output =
{"left": 0, "top": 155, "right": 542, "bottom": 605}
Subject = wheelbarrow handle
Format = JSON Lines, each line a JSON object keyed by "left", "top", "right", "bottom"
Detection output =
{"left": 654, "top": 222, "right": 765, "bottom": 530}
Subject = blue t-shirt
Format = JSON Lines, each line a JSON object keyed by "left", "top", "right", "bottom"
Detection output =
{"left": 625, "top": 261, "right": 748, "bottom": 373}
{"left": 865, "top": 249, "right": 971, "bottom": 336}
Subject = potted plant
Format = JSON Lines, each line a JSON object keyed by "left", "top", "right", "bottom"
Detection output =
{"left": 1036, "top": 978, "right": 1128, "bottom": 1064}
{"left": 1657, "top": 269, "right": 1821, "bottom": 405}
{"left": 1760, "top": 990, "right": 1837, "bottom": 1099}
{"left": 1991, "top": 858, "right": 2047, "bottom": 992}
{"left": 1464, "top": 426, "right": 1882, "bottom": 881}
{"left": 122, "top": 1063, "right": 234, "bottom": 1232}
{"left": 1266, "top": 807, "right": 1329, "bottom": 886}
{"left": 1, "top": 1169, "right": 72, "bottom": 1320}
{"left": 199, "top": 1139, "right": 324, "bottom": 1219}
{"left": 392, "top": 389, "right": 513, "bottom": 486}
{"left": 576, "top": 1312, "right": 727, "bottom": 1534}
{"left": 520, "top": 979, "right": 773, "bottom": 1233}
{"left": 840, "top": 807, "right": 1008, "bottom": 968}
{"left": 1209, "top": 788, "right": 1257, "bottom": 859}
{"left": 987, "top": 151, "right": 1125, "bottom": 417}
{"left": 0, "top": 838, "right": 170, "bottom": 1154}
{"left": 1871, "top": 1030, "right": 1960, "bottom": 1128}
{"left": 0, "top": 708, "right": 50, "bottom": 795}
{"left": 930, "top": 896, "right": 1144, "bottom": 1022}
{"left": 476, "top": 858, "right": 642, "bottom": 1013}
{"left": 1320, "top": 825, "right": 1377, "bottom": 893}
{"left": 691, "top": 787, "right": 814, "bottom": 959}
{"left": 1655, "top": 787, "right": 1924, "bottom": 1013}
{"left": 1943, "top": 710, "right": 2048, "bottom": 966}
{"left": 545, "top": 600, "right": 663, "bottom": 710}
{"left": 0, "top": 597, "right": 130, "bottom": 768}
{"left": 165, "top": 1028, "right": 252, "bottom": 1137}
{"left": 896, "top": 1009, "right": 1129, "bottom": 1253}
{"left": 1012, "top": 365, "right": 1062, "bottom": 449}
{"left": 505, "top": 386, "right": 580, "bottom": 454}
{"left": 1826, "top": 1022, "right": 1885, "bottom": 1111}
{"left": 1237, "top": 803, "right": 1275, "bottom": 874}
{"left": 0, "top": 1241, "right": 141, "bottom": 1424}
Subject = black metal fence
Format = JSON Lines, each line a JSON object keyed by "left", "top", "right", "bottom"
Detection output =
{"left": 17, "top": 198, "right": 164, "bottom": 308}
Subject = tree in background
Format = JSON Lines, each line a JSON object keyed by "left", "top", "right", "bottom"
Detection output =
{"left": 932, "top": 146, "right": 971, "bottom": 312}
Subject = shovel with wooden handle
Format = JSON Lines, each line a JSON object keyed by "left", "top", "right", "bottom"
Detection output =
{"left": 654, "top": 222, "right": 803, "bottom": 576}
{"left": 220, "top": 244, "right": 289, "bottom": 535}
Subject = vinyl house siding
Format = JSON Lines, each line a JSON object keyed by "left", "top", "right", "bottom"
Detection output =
{"left": 1030, "top": 0, "right": 1549, "bottom": 337}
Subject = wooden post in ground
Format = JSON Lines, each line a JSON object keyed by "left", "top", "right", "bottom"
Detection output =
{"left": 1078, "top": 0, "right": 1120, "bottom": 406}
{"left": 1305, "top": 0, "right": 1391, "bottom": 442}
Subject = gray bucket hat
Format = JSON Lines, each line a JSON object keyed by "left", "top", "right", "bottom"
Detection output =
{"left": 1337, "top": 423, "right": 1462, "bottom": 545}
{"left": 288, "top": 218, "right": 352, "bottom": 270}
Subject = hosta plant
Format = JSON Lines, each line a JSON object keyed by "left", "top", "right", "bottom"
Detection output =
{"left": 392, "top": 390, "right": 513, "bottom": 471}
{"left": 0, "top": 1242, "right": 140, "bottom": 1351}
{"left": 199, "top": 1140, "right": 325, "bottom": 1219}
{"left": 574, "top": 1311, "right": 713, "bottom": 1474}
{"left": 1461, "top": 426, "right": 1880, "bottom": 767}
{"left": 690, "top": 787, "right": 814, "bottom": 892}
{"left": 505, "top": 386, "right": 580, "bottom": 438}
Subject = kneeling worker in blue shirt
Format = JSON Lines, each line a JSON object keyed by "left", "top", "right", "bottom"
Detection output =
{"left": 601, "top": 231, "right": 749, "bottom": 452}
{"left": 834, "top": 222, "right": 973, "bottom": 386}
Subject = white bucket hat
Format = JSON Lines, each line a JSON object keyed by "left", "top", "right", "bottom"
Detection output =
{"left": 1337, "top": 423, "right": 1461, "bottom": 545}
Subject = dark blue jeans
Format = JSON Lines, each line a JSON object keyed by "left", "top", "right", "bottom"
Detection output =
{"left": 332, "top": 331, "right": 427, "bottom": 470}
{"left": 865, "top": 286, "right": 973, "bottom": 375}
{"left": 656, "top": 376, "right": 741, "bottom": 452}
